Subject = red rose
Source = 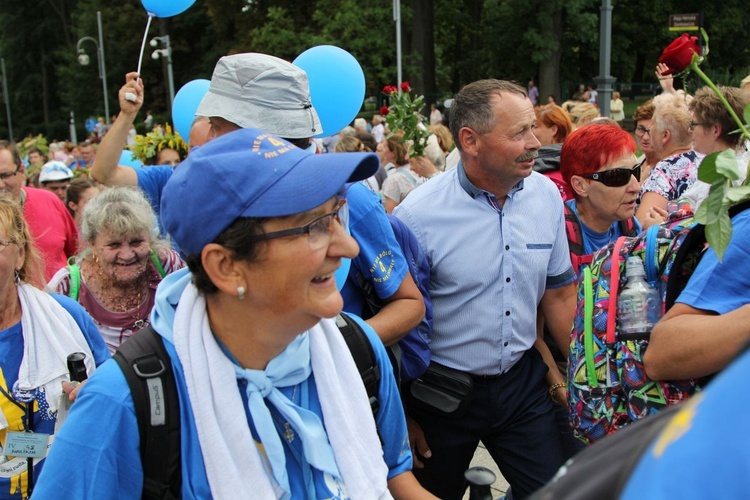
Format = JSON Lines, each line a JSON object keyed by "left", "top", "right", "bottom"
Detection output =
{"left": 658, "top": 33, "right": 700, "bottom": 75}
{"left": 380, "top": 106, "right": 390, "bottom": 116}
{"left": 382, "top": 85, "right": 397, "bottom": 94}
{"left": 400, "top": 81, "right": 411, "bottom": 92}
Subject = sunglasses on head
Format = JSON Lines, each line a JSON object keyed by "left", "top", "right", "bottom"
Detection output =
{"left": 581, "top": 164, "right": 641, "bottom": 187}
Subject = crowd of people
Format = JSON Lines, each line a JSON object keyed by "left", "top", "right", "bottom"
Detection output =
{"left": 0, "top": 46, "right": 749, "bottom": 500}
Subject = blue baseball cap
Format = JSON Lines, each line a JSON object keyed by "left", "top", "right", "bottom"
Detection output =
{"left": 161, "top": 128, "right": 378, "bottom": 255}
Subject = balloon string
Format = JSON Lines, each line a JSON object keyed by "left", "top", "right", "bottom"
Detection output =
{"left": 135, "top": 14, "right": 154, "bottom": 80}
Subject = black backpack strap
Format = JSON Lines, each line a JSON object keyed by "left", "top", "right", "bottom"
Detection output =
{"left": 618, "top": 216, "right": 640, "bottom": 237}
{"left": 337, "top": 313, "right": 380, "bottom": 415}
{"left": 113, "top": 326, "right": 181, "bottom": 500}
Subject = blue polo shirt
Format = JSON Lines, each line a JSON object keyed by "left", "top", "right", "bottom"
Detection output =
{"left": 394, "top": 162, "right": 575, "bottom": 375}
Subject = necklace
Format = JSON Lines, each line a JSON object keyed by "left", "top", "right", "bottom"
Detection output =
{"left": 127, "top": 290, "right": 149, "bottom": 330}
{"left": 273, "top": 384, "right": 299, "bottom": 443}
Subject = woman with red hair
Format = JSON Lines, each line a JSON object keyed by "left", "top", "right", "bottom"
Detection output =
{"left": 561, "top": 123, "right": 642, "bottom": 273}
{"left": 534, "top": 105, "right": 575, "bottom": 200}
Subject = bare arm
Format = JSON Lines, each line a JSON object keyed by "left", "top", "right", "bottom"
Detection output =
{"left": 539, "top": 282, "right": 577, "bottom": 355}
{"left": 636, "top": 191, "right": 669, "bottom": 229}
{"left": 367, "top": 274, "right": 425, "bottom": 346}
{"left": 535, "top": 313, "right": 568, "bottom": 405}
{"left": 388, "top": 471, "right": 438, "bottom": 499}
{"left": 383, "top": 196, "right": 398, "bottom": 214}
{"left": 89, "top": 72, "right": 142, "bottom": 186}
{"left": 644, "top": 303, "right": 750, "bottom": 380}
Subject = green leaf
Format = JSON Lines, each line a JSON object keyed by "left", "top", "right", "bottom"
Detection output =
{"left": 698, "top": 179, "right": 728, "bottom": 225}
{"left": 697, "top": 152, "right": 721, "bottom": 184}
{"left": 726, "top": 185, "right": 750, "bottom": 203}
{"left": 705, "top": 210, "right": 732, "bottom": 263}
{"left": 715, "top": 149, "right": 741, "bottom": 181}
{"left": 743, "top": 103, "right": 750, "bottom": 129}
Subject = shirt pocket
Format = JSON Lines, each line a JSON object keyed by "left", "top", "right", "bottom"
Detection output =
{"left": 526, "top": 243, "right": 553, "bottom": 250}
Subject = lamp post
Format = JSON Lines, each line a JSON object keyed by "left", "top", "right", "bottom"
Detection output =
{"left": 393, "top": 0, "right": 403, "bottom": 92}
{"left": 151, "top": 35, "right": 175, "bottom": 112}
{"left": 76, "top": 11, "right": 110, "bottom": 124}
{"left": 1, "top": 58, "right": 13, "bottom": 141}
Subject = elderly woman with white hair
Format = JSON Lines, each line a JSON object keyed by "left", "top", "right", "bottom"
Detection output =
{"left": 47, "top": 187, "right": 184, "bottom": 353}
{"left": 636, "top": 92, "right": 703, "bottom": 228}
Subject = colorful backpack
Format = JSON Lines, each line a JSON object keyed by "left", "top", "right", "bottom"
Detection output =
{"left": 568, "top": 216, "right": 707, "bottom": 445}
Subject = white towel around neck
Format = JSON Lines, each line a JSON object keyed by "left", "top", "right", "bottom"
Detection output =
{"left": 16, "top": 283, "right": 95, "bottom": 415}
{"left": 172, "top": 281, "right": 392, "bottom": 499}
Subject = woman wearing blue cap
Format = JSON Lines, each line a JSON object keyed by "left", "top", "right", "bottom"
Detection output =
{"left": 35, "top": 129, "right": 434, "bottom": 499}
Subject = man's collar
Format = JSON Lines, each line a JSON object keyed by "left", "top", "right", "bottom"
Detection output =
{"left": 457, "top": 161, "right": 525, "bottom": 199}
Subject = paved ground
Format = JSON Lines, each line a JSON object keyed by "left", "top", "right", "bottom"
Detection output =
{"left": 462, "top": 444, "right": 509, "bottom": 500}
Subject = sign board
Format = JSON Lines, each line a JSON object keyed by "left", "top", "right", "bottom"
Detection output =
{"left": 669, "top": 13, "right": 700, "bottom": 31}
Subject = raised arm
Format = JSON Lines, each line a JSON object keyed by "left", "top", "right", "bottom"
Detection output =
{"left": 90, "top": 72, "right": 142, "bottom": 186}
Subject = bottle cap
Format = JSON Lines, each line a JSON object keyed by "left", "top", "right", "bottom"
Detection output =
{"left": 625, "top": 255, "right": 646, "bottom": 278}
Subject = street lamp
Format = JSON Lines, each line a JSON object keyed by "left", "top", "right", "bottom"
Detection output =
{"left": 76, "top": 11, "right": 110, "bottom": 124}
{"left": 151, "top": 35, "right": 175, "bottom": 111}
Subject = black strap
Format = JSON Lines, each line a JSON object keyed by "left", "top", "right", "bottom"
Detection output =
{"left": 113, "top": 326, "right": 181, "bottom": 500}
{"left": 337, "top": 313, "right": 380, "bottom": 415}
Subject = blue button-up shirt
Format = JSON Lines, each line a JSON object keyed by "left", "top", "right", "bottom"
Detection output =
{"left": 394, "top": 162, "right": 575, "bottom": 375}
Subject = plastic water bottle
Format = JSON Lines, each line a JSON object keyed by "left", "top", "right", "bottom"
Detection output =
{"left": 617, "top": 256, "right": 663, "bottom": 341}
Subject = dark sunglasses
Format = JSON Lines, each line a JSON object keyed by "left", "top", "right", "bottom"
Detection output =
{"left": 581, "top": 164, "right": 640, "bottom": 187}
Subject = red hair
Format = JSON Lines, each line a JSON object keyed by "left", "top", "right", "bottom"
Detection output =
{"left": 536, "top": 105, "right": 573, "bottom": 143}
{"left": 560, "top": 124, "right": 636, "bottom": 186}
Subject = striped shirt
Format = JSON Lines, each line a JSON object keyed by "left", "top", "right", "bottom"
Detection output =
{"left": 394, "top": 162, "right": 575, "bottom": 375}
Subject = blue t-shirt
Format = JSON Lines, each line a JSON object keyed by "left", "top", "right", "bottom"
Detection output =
{"left": 566, "top": 199, "right": 642, "bottom": 256}
{"left": 34, "top": 316, "right": 411, "bottom": 499}
{"left": 676, "top": 209, "right": 750, "bottom": 314}
{"left": 341, "top": 182, "right": 408, "bottom": 317}
{"left": 136, "top": 165, "right": 174, "bottom": 217}
{"left": 622, "top": 345, "right": 750, "bottom": 499}
{"left": 0, "top": 293, "right": 109, "bottom": 500}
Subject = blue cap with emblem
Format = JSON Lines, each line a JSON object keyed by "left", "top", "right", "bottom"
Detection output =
{"left": 160, "top": 127, "right": 378, "bottom": 255}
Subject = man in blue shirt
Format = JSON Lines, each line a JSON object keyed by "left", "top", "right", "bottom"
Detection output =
{"left": 394, "top": 80, "right": 577, "bottom": 499}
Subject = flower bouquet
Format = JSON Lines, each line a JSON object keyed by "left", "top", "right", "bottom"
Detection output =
{"left": 380, "top": 82, "right": 431, "bottom": 158}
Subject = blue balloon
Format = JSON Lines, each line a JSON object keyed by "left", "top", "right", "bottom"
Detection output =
{"left": 293, "top": 46, "right": 365, "bottom": 138}
{"left": 141, "top": 0, "right": 196, "bottom": 18}
{"left": 172, "top": 79, "right": 210, "bottom": 144}
{"left": 119, "top": 149, "right": 143, "bottom": 169}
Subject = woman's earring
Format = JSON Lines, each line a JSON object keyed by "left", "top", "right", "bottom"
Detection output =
{"left": 237, "top": 285, "right": 246, "bottom": 300}
{"left": 14, "top": 269, "right": 20, "bottom": 285}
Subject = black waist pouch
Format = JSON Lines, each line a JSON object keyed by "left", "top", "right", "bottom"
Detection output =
{"left": 405, "top": 362, "right": 474, "bottom": 418}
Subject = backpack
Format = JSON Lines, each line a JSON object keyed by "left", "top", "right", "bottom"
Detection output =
{"left": 66, "top": 249, "right": 166, "bottom": 300}
{"left": 563, "top": 203, "right": 639, "bottom": 276}
{"left": 113, "top": 312, "right": 380, "bottom": 500}
{"left": 568, "top": 201, "right": 750, "bottom": 445}
{"left": 351, "top": 214, "right": 432, "bottom": 383}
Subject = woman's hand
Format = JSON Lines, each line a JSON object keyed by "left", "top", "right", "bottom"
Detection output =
{"left": 655, "top": 63, "right": 675, "bottom": 94}
{"left": 642, "top": 206, "right": 668, "bottom": 229}
{"left": 409, "top": 157, "right": 439, "bottom": 179}
{"left": 61, "top": 380, "right": 86, "bottom": 403}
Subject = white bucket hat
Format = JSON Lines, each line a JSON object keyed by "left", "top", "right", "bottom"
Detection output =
{"left": 195, "top": 53, "right": 322, "bottom": 139}
{"left": 39, "top": 161, "right": 73, "bottom": 183}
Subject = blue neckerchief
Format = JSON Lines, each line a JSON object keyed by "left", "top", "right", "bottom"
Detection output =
{"left": 230, "top": 332, "right": 339, "bottom": 498}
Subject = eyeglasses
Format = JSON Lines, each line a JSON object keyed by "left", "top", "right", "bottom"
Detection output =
{"left": 0, "top": 168, "right": 19, "bottom": 181}
{"left": 689, "top": 121, "right": 706, "bottom": 130}
{"left": 634, "top": 126, "right": 651, "bottom": 137}
{"left": 582, "top": 164, "right": 641, "bottom": 187}
{"left": 249, "top": 199, "right": 348, "bottom": 250}
{"left": 0, "top": 239, "right": 15, "bottom": 253}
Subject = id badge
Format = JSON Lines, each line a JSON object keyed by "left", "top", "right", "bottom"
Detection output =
{"left": 3, "top": 431, "right": 49, "bottom": 459}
